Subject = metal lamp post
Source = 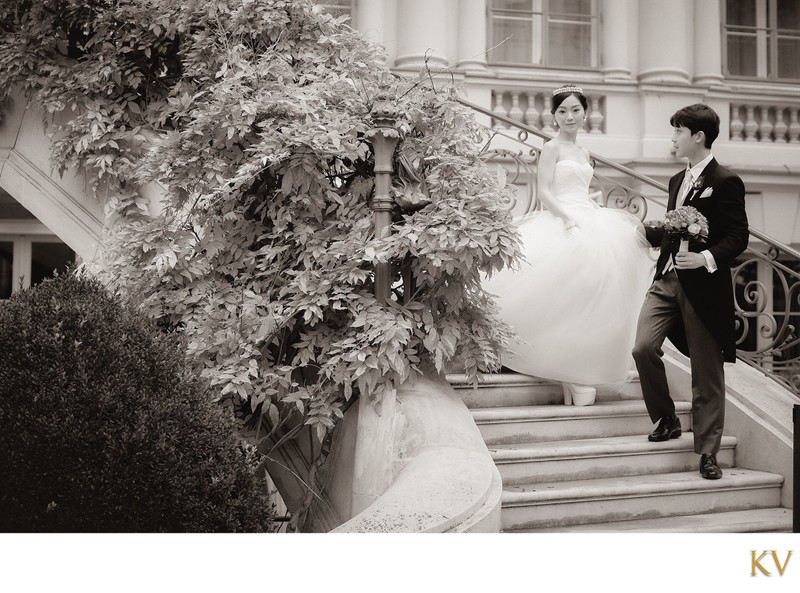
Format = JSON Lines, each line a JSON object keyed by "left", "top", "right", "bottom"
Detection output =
{"left": 366, "top": 90, "right": 400, "bottom": 302}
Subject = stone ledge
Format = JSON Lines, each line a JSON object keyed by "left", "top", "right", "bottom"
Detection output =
{"left": 332, "top": 447, "right": 498, "bottom": 533}
{"left": 331, "top": 371, "right": 502, "bottom": 533}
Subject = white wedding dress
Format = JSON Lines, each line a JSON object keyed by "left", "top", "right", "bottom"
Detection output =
{"left": 485, "top": 159, "right": 655, "bottom": 384}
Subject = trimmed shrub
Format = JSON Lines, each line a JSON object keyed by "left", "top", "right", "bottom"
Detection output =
{"left": 0, "top": 273, "right": 274, "bottom": 532}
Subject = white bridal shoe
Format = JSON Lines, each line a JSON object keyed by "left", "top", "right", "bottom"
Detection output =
{"left": 562, "top": 382, "right": 597, "bottom": 406}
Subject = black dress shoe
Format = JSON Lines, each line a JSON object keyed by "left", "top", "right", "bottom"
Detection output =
{"left": 648, "top": 415, "right": 682, "bottom": 442}
{"left": 700, "top": 453, "right": 722, "bottom": 479}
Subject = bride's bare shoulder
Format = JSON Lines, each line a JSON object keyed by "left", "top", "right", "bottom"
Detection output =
{"left": 543, "top": 138, "right": 561, "bottom": 149}
{"left": 540, "top": 140, "right": 560, "bottom": 159}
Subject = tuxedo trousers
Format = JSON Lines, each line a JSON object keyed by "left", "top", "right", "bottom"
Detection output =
{"left": 632, "top": 270, "right": 725, "bottom": 455}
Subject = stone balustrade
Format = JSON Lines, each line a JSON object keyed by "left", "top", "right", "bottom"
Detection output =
{"left": 730, "top": 104, "right": 800, "bottom": 143}
{"left": 491, "top": 89, "right": 606, "bottom": 134}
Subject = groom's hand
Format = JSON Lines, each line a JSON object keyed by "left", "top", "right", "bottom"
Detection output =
{"left": 675, "top": 251, "right": 705, "bottom": 270}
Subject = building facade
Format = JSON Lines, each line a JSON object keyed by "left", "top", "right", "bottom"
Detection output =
{"left": 332, "top": 0, "right": 800, "bottom": 366}
{"left": 337, "top": 0, "right": 799, "bottom": 231}
{"left": 1, "top": 0, "right": 799, "bottom": 306}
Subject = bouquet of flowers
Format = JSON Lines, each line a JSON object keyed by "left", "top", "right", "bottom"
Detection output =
{"left": 659, "top": 205, "right": 709, "bottom": 251}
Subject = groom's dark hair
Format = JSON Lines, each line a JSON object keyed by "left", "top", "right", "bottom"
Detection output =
{"left": 670, "top": 104, "right": 720, "bottom": 148}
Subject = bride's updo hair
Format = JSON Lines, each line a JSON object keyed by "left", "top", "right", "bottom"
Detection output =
{"left": 551, "top": 84, "right": 588, "bottom": 113}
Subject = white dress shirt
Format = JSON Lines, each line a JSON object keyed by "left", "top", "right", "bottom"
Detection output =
{"left": 662, "top": 153, "right": 717, "bottom": 274}
{"left": 683, "top": 153, "right": 717, "bottom": 273}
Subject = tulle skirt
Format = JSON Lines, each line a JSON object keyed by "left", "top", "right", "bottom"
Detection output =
{"left": 485, "top": 205, "right": 656, "bottom": 384}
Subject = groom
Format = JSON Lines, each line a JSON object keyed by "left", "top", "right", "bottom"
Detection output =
{"left": 632, "top": 103, "right": 749, "bottom": 480}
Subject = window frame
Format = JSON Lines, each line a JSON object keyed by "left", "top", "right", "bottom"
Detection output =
{"left": 486, "top": 0, "right": 599, "bottom": 70}
{"left": 314, "top": 0, "right": 355, "bottom": 20}
{"left": 722, "top": 0, "right": 800, "bottom": 82}
{"left": 0, "top": 221, "right": 74, "bottom": 299}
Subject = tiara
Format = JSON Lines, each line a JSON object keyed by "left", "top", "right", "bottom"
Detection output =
{"left": 553, "top": 85, "right": 584, "bottom": 96}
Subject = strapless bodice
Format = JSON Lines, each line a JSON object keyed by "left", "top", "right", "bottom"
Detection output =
{"left": 552, "top": 160, "right": 593, "bottom": 207}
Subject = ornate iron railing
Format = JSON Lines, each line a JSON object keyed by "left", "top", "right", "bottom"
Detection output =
{"left": 470, "top": 98, "right": 663, "bottom": 219}
{"left": 460, "top": 97, "right": 800, "bottom": 396}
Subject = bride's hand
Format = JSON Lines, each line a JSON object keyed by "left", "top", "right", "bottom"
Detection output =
{"left": 563, "top": 218, "right": 578, "bottom": 231}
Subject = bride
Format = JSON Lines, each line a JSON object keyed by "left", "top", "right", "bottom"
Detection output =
{"left": 485, "top": 85, "right": 655, "bottom": 406}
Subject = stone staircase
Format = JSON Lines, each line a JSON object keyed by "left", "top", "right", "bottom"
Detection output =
{"left": 449, "top": 372, "right": 793, "bottom": 533}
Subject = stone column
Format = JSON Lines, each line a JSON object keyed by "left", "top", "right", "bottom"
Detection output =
{"left": 693, "top": 0, "right": 724, "bottom": 86}
{"left": 456, "top": 0, "right": 487, "bottom": 71}
{"left": 394, "top": 0, "right": 449, "bottom": 68}
{"left": 356, "top": 0, "right": 388, "bottom": 59}
{"left": 601, "top": 0, "right": 636, "bottom": 80}
{"left": 637, "top": 0, "right": 693, "bottom": 84}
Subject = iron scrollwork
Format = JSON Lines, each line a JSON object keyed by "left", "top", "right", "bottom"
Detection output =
{"left": 732, "top": 247, "right": 800, "bottom": 392}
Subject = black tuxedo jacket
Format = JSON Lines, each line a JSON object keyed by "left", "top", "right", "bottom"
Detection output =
{"left": 644, "top": 158, "right": 749, "bottom": 362}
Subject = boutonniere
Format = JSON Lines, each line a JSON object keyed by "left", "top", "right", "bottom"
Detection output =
{"left": 691, "top": 176, "right": 704, "bottom": 191}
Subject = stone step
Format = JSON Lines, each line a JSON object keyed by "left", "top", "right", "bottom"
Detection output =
{"left": 473, "top": 400, "right": 693, "bottom": 445}
{"left": 501, "top": 468, "right": 784, "bottom": 531}
{"left": 448, "top": 371, "right": 643, "bottom": 409}
{"left": 490, "top": 434, "right": 738, "bottom": 485}
{"left": 514, "top": 507, "right": 794, "bottom": 533}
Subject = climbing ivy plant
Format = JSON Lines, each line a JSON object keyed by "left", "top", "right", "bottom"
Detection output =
{"left": 0, "top": 0, "right": 520, "bottom": 448}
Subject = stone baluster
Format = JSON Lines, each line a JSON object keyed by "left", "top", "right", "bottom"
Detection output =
{"left": 509, "top": 91, "right": 524, "bottom": 123}
{"left": 588, "top": 96, "right": 604, "bottom": 133}
{"left": 758, "top": 106, "right": 773, "bottom": 143}
{"left": 773, "top": 108, "right": 788, "bottom": 143}
{"left": 730, "top": 104, "right": 744, "bottom": 141}
{"left": 542, "top": 95, "right": 556, "bottom": 134}
{"left": 523, "top": 92, "right": 540, "bottom": 129}
{"left": 788, "top": 108, "right": 800, "bottom": 143}
{"left": 743, "top": 106, "right": 758, "bottom": 142}
{"left": 492, "top": 91, "right": 508, "bottom": 127}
